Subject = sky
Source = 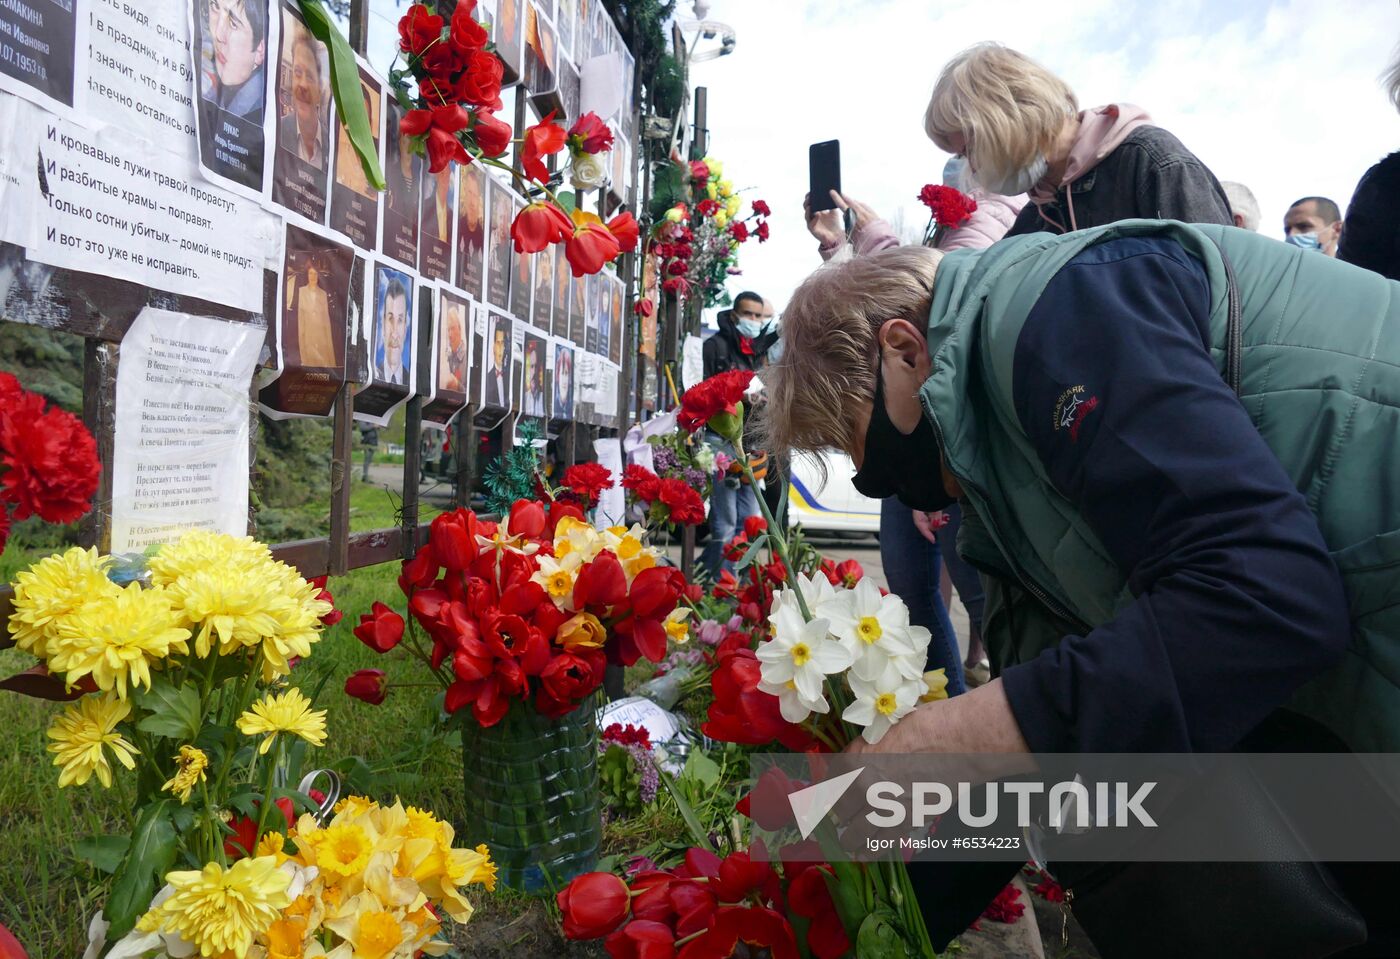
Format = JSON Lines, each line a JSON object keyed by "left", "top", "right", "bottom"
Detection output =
{"left": 684, "top": 0, "right": 1400, "bottom": 315}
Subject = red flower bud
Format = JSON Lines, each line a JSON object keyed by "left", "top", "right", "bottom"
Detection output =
{"left": 556, "top": 871, "right": 630, "bottom": 939}
{"left": 344, "top": 669, "right": 388, "bottom": 705}
{"left": 353, "top": 602, "right": 404, "bottom": 653}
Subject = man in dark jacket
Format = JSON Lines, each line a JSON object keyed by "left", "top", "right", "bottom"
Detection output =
{"left": 700, "top": 291, "right": 778, "bottom": 577}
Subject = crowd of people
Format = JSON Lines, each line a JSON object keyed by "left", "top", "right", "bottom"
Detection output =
{"left": 721, "top": 39, "right": 1400, "bottom": 959}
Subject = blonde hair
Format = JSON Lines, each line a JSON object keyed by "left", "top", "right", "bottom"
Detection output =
{"left": 925, "top": 43, "right": 1077, "bottom": 188}
{"left": 761, "top": 246, "right": 944, "bottom": 458}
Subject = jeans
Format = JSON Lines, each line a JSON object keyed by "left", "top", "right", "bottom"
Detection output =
{"left": 702, "top": 477, "right": 760, "bottom": 579}
{"left": 935, "top": 504, "right": 985, "bottom": 636}
{"left": 879, "top": 498, "right": 966, "bottom": 696}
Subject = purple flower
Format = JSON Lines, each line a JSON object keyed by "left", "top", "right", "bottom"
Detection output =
{"left": 682, "top": 466, "right": 706, "bottom": 488}
{"left": 697, "top": 618, "right": 727, "bottom": 646}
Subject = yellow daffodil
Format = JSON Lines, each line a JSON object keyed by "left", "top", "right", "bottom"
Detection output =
{"left": 264, "top": 915, "right": 308, "bottom": 959}
{"left": 557, "top": 612, "right": 606, "bottom": 651}
{"left": 45, "top": 582, "right": 190, "bottom": 699}
{"left": 46, "top": 693, "right": 138, "bottom": 788}
{"left": 553, "top": 516, "right": 601, "bottom": 564}
{"left": 404, "top": 806, "right": 449, "bottom": 844}
{"left": 314, "top": 822, "right": 375, "bottom": 883}
{"left": 161, "top": 745, "right": 209, "bottom": 803}
{"left": 237, "top": 688, "right": 327, "bottom": 755}
{"left": 530, "top": 554, "right": 578, "bottom": 607}
{"left": 333, "top": 795, "right": 375, "bottom": 819}
{"left": 8, "top": 546, "right": 116, "bottom": 660}
{"left": 919, "top": 668, "right": 950, "bottom": 703}
{"left": 136, "top": 855, "right": 292, "bottom": 959}
{"left": 664, "top": 607, "right": 692, "bottom": 645}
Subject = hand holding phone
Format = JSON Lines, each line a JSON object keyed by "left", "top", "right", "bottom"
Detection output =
{"left": 809, "top": 140, "right": 841, "bottom": 212}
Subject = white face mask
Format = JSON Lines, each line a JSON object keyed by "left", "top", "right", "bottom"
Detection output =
{"left": 976, "top": 153, "right": 1049, "bottom": 196}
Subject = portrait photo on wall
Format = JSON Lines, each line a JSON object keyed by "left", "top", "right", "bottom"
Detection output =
{"left": 329, "top": 64, "right": 382, "bottom": 248}
{"left": 494, "top": 0, "right": 523, "bottom": 85}
{"left": 521, "top": 329, "right": 548, "bottom": 419}
{"left": 551, "top": 243, "right": 569, "bottom": 339}
{"left": 481, "top": 310, "right": 513, "bottom": 411}
{"left": 531, "top": 245, "right": 554, "bottom": 331}
{"left": 423, "top": 287, "right": 472, "bottom": 427}
{"left": 609, "top": 273, "right": 623, "bottom": 365}
{"left": 193, "top": 0, "right": 272, "bottom": 194}
{"left": 569, "top": 263, "right": 586, "bottom": 347}
{"left": 347, "top": 254, "right": 371, "bottom": 386}
{"left": 552, "top": 342, "right": 574, "bottom": 421}
{"left": 556, "top": 0, "right": 576, "bottom": 61}
{"left": 419, "top": 165, "right": 455, "bottom": 282}
{"left": 467, "top": 303, "right": 488, "bottom": 404}
{"left": 485, "top": 176, "right": 514, "bottom": 311}
{"left": 271, "top": 0, "right": 331, "bottom": 221}
{"left": 382, "top": 101, "right": 422, "bottom": 269}
{"left": 524, "top": 2, "right": 557, "bottom": 102}
{"left": 597, "top": 271, "right": 612, "bottom": 360}
{"left": 0, "top": 0, "right": 77, "bottom": 109}
{"left": 456, "top": 162, "right": 486, "bottom": 300}
{"left": 508, "top": 192, "right": 533, "bottom": 321}
{"left": 262, "top": 222, "right": 354, "bottom": 418}
{"left": 584, "top": 270, "right": 600, "bottom": 353}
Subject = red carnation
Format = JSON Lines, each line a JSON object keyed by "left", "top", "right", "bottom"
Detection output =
{"left": 512, "top": 202, "right": 574, "bottom": 254}
{"left": 0, "top": 401, "right": 100, "bottom": 525}
{"left": 657, "top": 478, "right": 705, "bottom": 526}
{"left": 397, "top": 3, "right": 443, "bottom": 56}
{"left": 755, "top": 220, "right": 771, "bottom": 242}
{"left": 918, "top": 183, "right": 978, "bottom": 229}
{"left": 567, "top": 112, "right": 614, "bottom": 155}
{"left": 622, "top": 464, "right": 660, "bottom": 501}
{"left": 661, "top": 277, "right": 688, "bottom": 295}
{"left": 729, "top": 220, "right": 749, "bottom": 243}
{"left": 563, "top": 462, "right": 612, "bottom": 506}
{"left": 752, "top": 199, "right": 772, "bottom": 216}
{"left": 696, "top": 198, "right": 720, "bottom": 217}
{"left": 677, "top": 369, "right": 754, "bottom": 434}
{"left": 981, "top": 883, "right": 1026, "bottom": 923}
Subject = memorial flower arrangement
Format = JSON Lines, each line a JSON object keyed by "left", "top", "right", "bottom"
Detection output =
{"left": 347, "top": 499, "right": 693, "bottom": 727}
{"left": 0, "top": 371, "right": 101, "bottom": 554}
{"left": 648, "top": 155, "right": 771, "bottom": 306}
{"left": 918, "top": 182, "right": 978, "bottom": 247}
{"left": 92, "top": 796, "right": 495, "bottom": 958}
{"left": 392, "top": 3, "right": 638, "bottom": 276}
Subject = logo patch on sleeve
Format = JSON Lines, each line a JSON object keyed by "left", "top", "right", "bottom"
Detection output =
{"left": 1053, "top": 385, "right": 1100, "bottom": 442}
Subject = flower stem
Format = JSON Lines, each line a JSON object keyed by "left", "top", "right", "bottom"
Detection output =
{"left": 732, "top": 432, "right": 811, "bottom": 621}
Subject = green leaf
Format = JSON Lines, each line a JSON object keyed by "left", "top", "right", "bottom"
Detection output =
{"left": 299, "top": 0, "right": 385, "bottom": 191}
{"left": 105, "top": 800, "right": 178, "bottom": 941}
{"left": 681, "top": 750, "right": 721, "bottom": 789}
{"left": 735, "top": 534, "right": 768, "bottom": 572}
{"left": 74, "top": 835, "right": 129, "bottom": 875}
{"left": 655, "top": 757, "right": 712, "bottom": 851}
{"left": 557, "top": 190, "right": 577, "bottom": 214}
{"left": 855, "top": 910, "right": 910, "bottom": 959}
{"left": 135, "top": 677, "right": 202, "bottom": 741}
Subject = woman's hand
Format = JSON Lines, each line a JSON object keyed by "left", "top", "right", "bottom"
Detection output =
{"left": 804, "top": 192, "right": 845, "bottom": 247}
{"left": 830, "top": 191, "right": 880, "bottom": 232}
{"left": 912, "top": 510, "right": 946, "bottom": 545}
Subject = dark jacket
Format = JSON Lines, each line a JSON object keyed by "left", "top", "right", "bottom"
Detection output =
{"left": 1339, "top": 151, "right": 1400, "bottom": 280}
{"left": 1006, "top": 126, "right": 1233, "bottom": 237}
{"left": 702, "top": 309, "right": 778, "bottom": 378}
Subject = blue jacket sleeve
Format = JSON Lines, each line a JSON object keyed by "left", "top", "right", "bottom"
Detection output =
{"left": 997, "top": 236, "right": 1350, "bottom": 753}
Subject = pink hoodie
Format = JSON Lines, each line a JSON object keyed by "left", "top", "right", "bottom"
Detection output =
{"left": 818, "top": 189, "right": 1026, "bottom": 262}
{"left": 1027, "top": 103, "right": 1153, "bottom": 232}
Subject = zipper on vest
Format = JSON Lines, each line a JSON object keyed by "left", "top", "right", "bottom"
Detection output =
{"left": 921, "top": 394, "right": 1092, "bottom": 633}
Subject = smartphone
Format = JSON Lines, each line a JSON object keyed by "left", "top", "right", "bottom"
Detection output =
{"left": 809, "top": 140, "right": 841, "bottom": 212}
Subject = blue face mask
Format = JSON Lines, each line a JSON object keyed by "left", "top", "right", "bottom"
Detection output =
{"left": 736, "top": 319, "right": 763, "bottom": 338}
{"left": 1286, "top": 232, "right": 1323, "bottom": 252}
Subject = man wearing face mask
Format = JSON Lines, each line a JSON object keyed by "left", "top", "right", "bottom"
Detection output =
{"left": 700, "top": 291, "right": 778, "bottom": 578}
{"left": 1284, "top": 196, "right": 1344, "bottom": 256}
{"left": 765, "top": 220, "right": 1400, "bottom": 957}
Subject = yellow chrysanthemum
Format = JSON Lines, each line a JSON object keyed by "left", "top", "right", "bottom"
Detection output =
{"left": 46, "top": 693, "right": 138, "bottom": 788}
{"left": 146, "top": 530, "right": 272, "bottom": 587}
{"left": 315, "top": 822, "right": 374, "bottom": 882}
{"left": 237, "top": 688, "right": 327, "bottom": 755}
{"left": 166, "top": 563, "right": 285, "bottom": 659}
{"left": 161, "top": 745, "right": 209, "bottom": 803}
{"left": 8, "top": 547, "right": 117, "bottom": 661}
{"left": 47, "top": 583, "right": 191, "bottom": 699}
{"left": 137, "top": 855, "right": 291, "bottom": 959}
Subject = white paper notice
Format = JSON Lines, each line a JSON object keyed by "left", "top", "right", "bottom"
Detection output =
{"left": 681, "top": 334, "right": 704, "bottom": 391}
{"left": 87, "top": 0, "right": 198, "bottom": 151}
{"left": 28, "top": 112, "right": 277, "bottom": 312}
{"left": 593, "top": 437, "right": 625, "bottom": 528}
{"left": 110, "top": 307, "right": 262, "bottom": 552}
{"left": 0, "top": 93, "right": 40, "bottom": 247}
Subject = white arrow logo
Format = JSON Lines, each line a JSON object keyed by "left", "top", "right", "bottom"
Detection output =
{"left": 788, "top": 766, "right": 865, "bottom": 840}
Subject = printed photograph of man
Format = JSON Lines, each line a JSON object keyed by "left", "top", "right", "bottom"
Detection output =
{"left": 196, "top": 0, "right": 269, "bottom": 190}
{"left": 570, "top": 265, "right": 586, "bottom": 346}
{"left": 457, "top": 163, "right": 486, "bottom": 299}
{"left": 373, "top": 266, "right": 413, "bottom": 387}
{"left": 495, "top": 0, "right": 523, "bottom": 83}
{"left": 418, "top": 165, "right": 455, "bottom": 281}
{"left": 585, "top": 271, "right": 600, "bottom": 353}
{"left": 330, "top": 71, "right": 381, "bottom": 248}
{"left": 524, "top": 3, "right": 556, "bottom": 96}
{"left": 553, "top": 343, "right": 574, "bottom": 420}
{"left": 383, "top": 104, "right": 421, "bottom": 268}
{"left": 532, "top": 244, "right": 554, "bottom": 330}
{"left": 347, "top": 255, "right": 370, "bottom": 385}
{"left": 439, "top": 296, "right": 469, "bottom": 394}
{"left": 509, "top": 204, "right": 533, "bottom": 320}
{"left": 272, "top": 4, "right": 331, "bottom": 220}
{"left": 597, "top": 273, "right": 612, "bottom": 359}
{"left": 609, "top": 277, "right": 623, "bottom": 364}
{"left": 485, "top": 177, "right": 513, "bottom": 310}
{"left": 484, "top": 313, "right": 511, "bottom": 409}
{"left": 552, "top": 244, "right": 569, "bottom": 338}
{"left": 522, "top": 333, "right": 547, "bottom": 418}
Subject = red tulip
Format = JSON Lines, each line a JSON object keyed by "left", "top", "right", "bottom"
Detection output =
{"left": 398, "top": 543, "right": 440, "bottom": 594}
{"left": 507, "top": 498, "right": 546, "bottom": 538}
{"left": 511, "top": 202, "right": 573, "bottom": 254}
{"left": 734, "top": 767, "right": 801, "bottom": 831}
{"left": 669, "top": 879, "right": 718, "bottom": 937}
{"left": 556, "top": 871, "right": 630, "bottom": 939}
{"left": 224, "top": 797, "right": 295, "bottom": 860}
{"left": 0, "top": 922, "right": 27, "bottom": 959}
{"left": 425, "top": 126, "right": 470, "bottom": 172}
{"left": 430, "top": 510, "right": 478, "bottom": 572}
{"left": 712, "top": 851, "right": 773, "bottom": 903}
{"left": 344, "top": 669, "right": 388, "bottom": 705}
{"left": 472, "top": 110, "right": 513, "bottom": 157}
{"left": 353, "top": 602, "right": 404, "bottom": 653}
{"left": 630, "top": 871, "right": 677, "bottom": 924}
{"left": 605, "top": 921, "right": 676, "bottom": 959}
{"left": 787, "top": 865, "right": 850, "bottom": 959}
{"left": 607, "top": 211, "right": 640, "bottom": 253}
{"left": 679, "top": 907, "right": 798, "bottom": 959}
{"left": 537, "top": 651, "right": 603, "bottom": 716}
{"left": 565, "top": 221, "right": 621, "bottom": 277}
{"left": 574, "top": 550, "right": 628, "bottom": 609}
{"left": 309, "top": 576, "right": 342, "bottom": 625}
{"left": 566, "top": 111, "right": 614, "bottom": 154}
{"left": 634, "top": 296, "right": 655, "bottom": 318}
{"left": 521, "top": 109, "right": 568, "bottom": 183}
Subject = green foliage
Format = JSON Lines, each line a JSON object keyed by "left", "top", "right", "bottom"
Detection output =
{"left": 651, "top": 53, "right": 685, "bottom": 120}
{"left": 0, "top": 323, "right": 84, "bottom": 409}
{"left": 104, "top": 800, "right": 177, "bottom": 939}
{"left": 483, "top": 419, "right": 544, "bottom": 515}
{"left": 599, "top": 743, "right": 645, "bottom": 816}
{"left": 602, "top": 0, "right": 677, "bottom": 86}
{"left": 253, "top": 416, "right": 333, "bottom": 541}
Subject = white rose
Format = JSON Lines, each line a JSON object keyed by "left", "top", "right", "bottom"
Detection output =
{"left": 571, "top": 152, "right": 611, "bottom": 191}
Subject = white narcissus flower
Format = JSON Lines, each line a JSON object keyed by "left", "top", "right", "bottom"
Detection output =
{"left": 819, "top": 578, "right": 922, "bottom": 682}
{"left": 843, "top": 670, "right": 925, "bottom": 744}
{"left": 571, "top": 152, "right": 610, "bottom": 191}
{"left": 756, "top": 598, "right": 851, "bottom": 704}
